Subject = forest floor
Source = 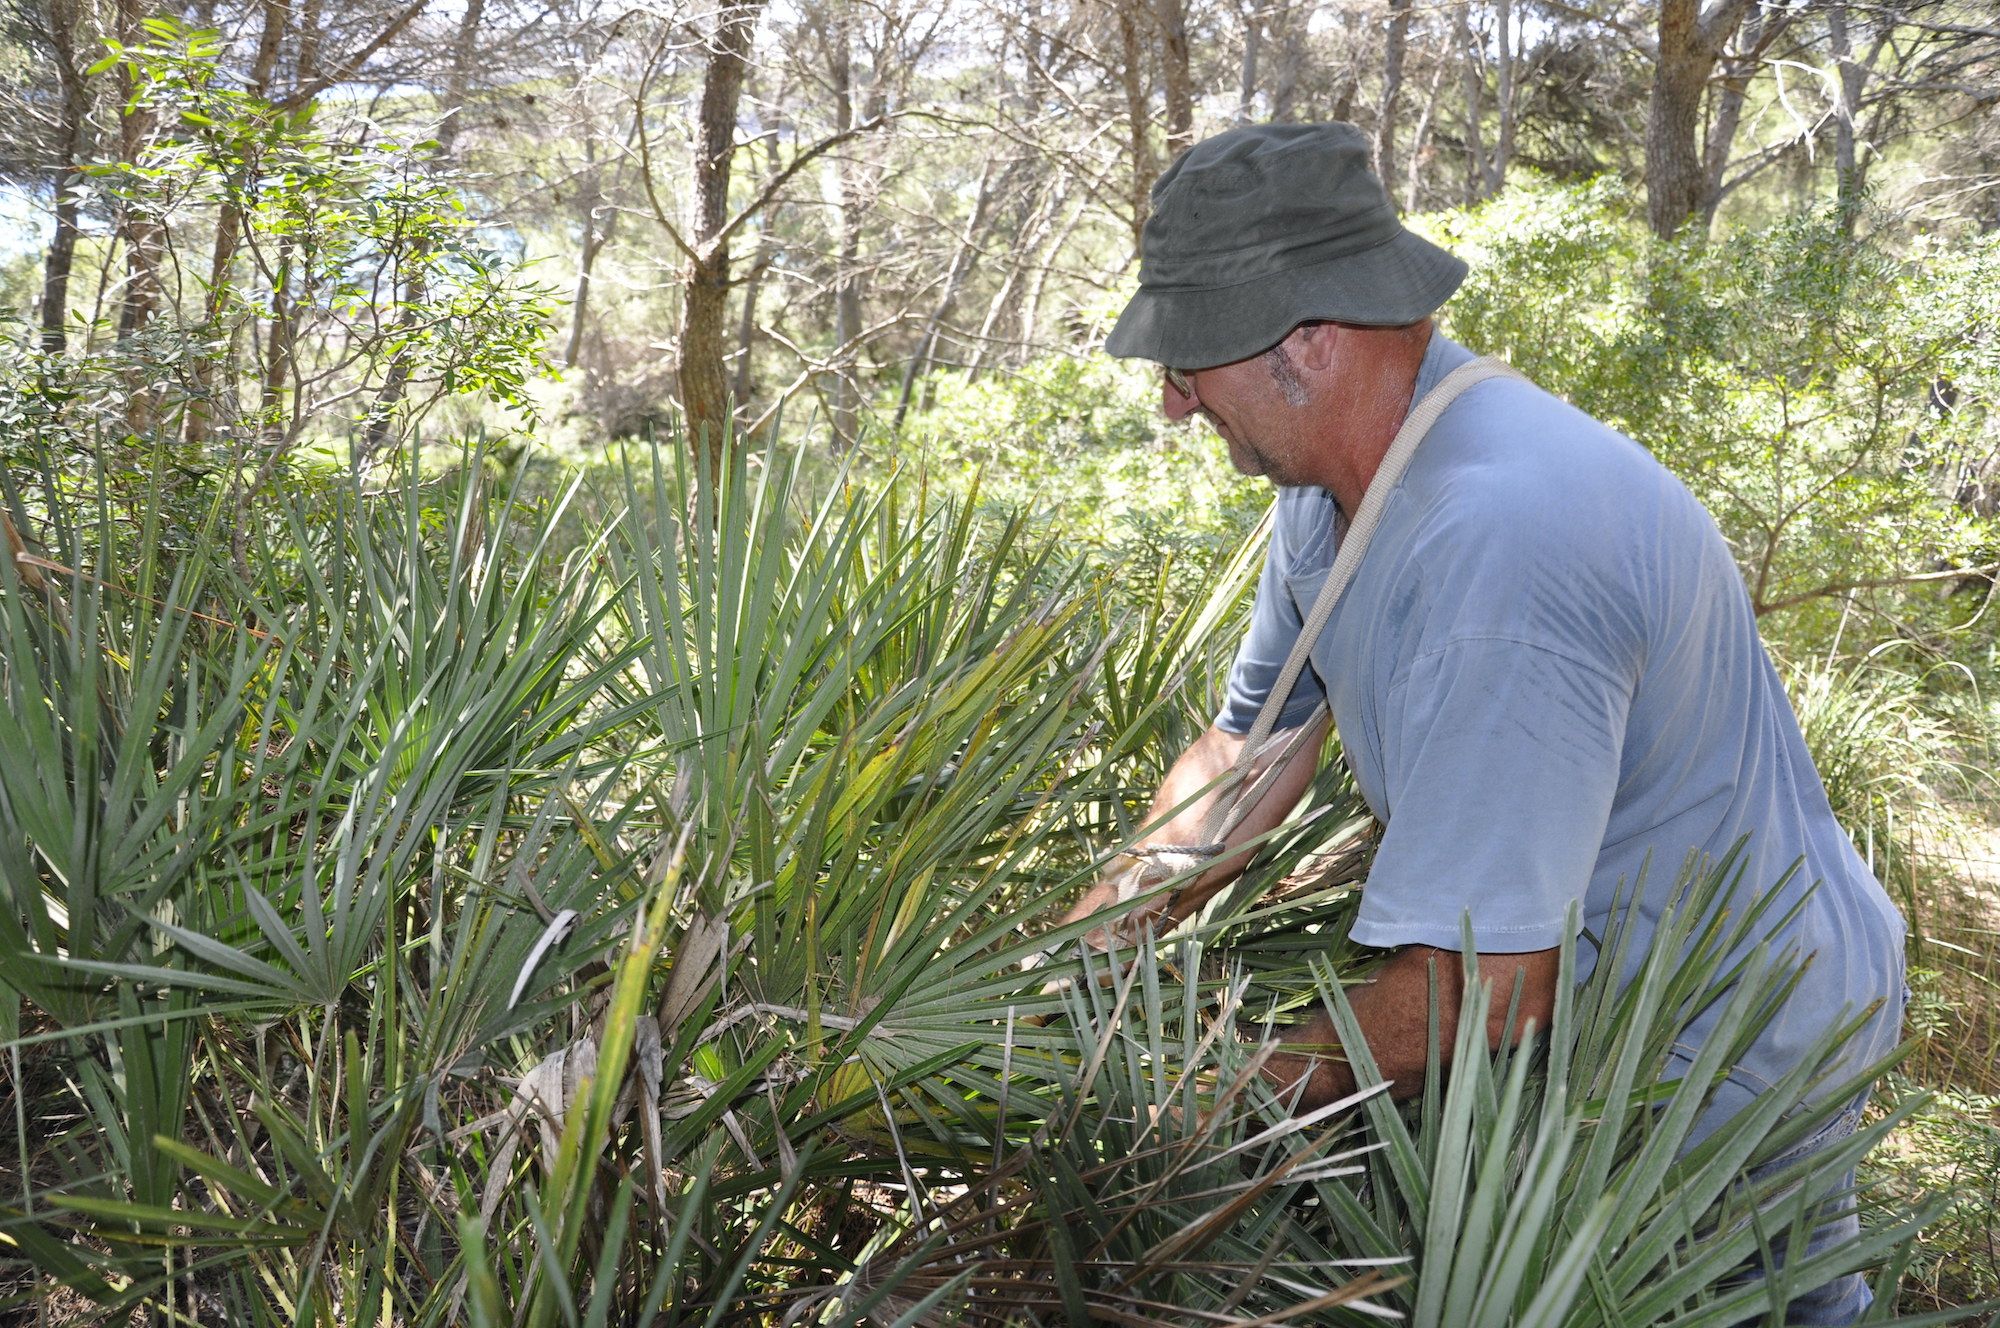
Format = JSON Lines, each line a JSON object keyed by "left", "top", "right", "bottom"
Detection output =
{"left": 1912, "top": 804, "right": 2000, "bottom": 1087}
{"left": 1877, "top": 795, "right": 2000, "bottom": 1318}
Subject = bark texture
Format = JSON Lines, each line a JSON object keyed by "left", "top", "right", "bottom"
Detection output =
{"left": 1154, "top": 0, "right": 1193, "bottom": 158}
{"left": 37, "top": 0, "right": 89, "bottom": 355}
{"left": 1645, "top": 0, "right": 1758, "bottom": 239}
{"left": 1236, "top": 0, "right": 1260, "bottom": 123}
{"left": 676, "top": 0, "right": 770, "bottom": 473}
{"left": 1117, "top": 0, "right": 1153, "bottom": 251}
{"left": 1696, "top": 5, "right": 1790, "bottom": 230}
{"left": 825, "top": 26, "right": 867, "bottom": 448}
{"left": 1375, "top": 0, "right": 1412, "bottom": 192}
{"left": 184, "top": 0, "right": 286, "bottom": 447}
{"left": 1829, "top": 3, "right": 1868, "bottom": 227}
{"left": 114, "top": 2, "right": 160, "bottom": 337}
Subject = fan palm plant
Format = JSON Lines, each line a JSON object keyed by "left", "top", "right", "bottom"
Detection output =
{"left": 0, "top": 435, "right": 1952, "bottom": 1325}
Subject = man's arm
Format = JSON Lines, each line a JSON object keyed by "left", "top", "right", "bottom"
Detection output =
{"left": 1053, "top": 715, "right": 1560, "bottom": 1111}
{"left": 1055, "top": 714, "right": 1331, "bottom": 946}
{"left": 1260, "top": 944, "right": 1561, "bottom": 1108}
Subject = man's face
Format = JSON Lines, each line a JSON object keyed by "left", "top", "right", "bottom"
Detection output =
{"left": 1162, "top": 336, "right": 1317, "bottom": 487}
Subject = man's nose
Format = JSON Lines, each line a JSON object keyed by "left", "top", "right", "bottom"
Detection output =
{"left": 1162, "top": 374, "right": 1200, "bottom": 421}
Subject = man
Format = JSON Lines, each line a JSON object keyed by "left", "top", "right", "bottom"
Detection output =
{"left": 1058, "top": 122, "right": 1907, "bottom": 1323}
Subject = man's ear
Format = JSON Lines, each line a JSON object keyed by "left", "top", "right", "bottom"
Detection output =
{"left": 1295, "top": 321, "right": 1339, "bottom": 373}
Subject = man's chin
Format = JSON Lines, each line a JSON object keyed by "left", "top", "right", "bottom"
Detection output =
{"left": 1225, "top": 439, "right": 1267, "bottom": 479}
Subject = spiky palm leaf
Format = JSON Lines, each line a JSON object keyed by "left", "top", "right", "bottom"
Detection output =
{"left": 0, "top": 435, "right": 1949, "bottom": 1326}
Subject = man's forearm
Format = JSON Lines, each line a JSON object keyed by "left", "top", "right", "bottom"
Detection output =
{"left": 1058, "top": 715, "right": 1330, "bottom": 938}
{"left": 1261, "top": 944, "right": 1561, "bottom": 1108}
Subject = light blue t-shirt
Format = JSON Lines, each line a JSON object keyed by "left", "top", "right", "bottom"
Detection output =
{"left": 1218, "top": 332, "right": 1906, "bottom": 1129}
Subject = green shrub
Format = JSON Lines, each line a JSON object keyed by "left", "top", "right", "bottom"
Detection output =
{"left": 889, "top": 352, "right": 1269, "bottom": 607}
{"left": 1783, "top": 659, "right": 1964, "bottom": 876}
{"left": 1869, "top": 1065, "right": 2000, "bottom": 1314}
{"left": 1436, "top": 177, "right": 2000, "bottom": 664}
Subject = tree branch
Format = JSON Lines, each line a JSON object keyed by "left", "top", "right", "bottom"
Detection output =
{"left": 632, "top": 104, "right": 702, "bottom": 267}
{"left": 709, "top": 112, "right": 889, "bottom": 256}
{"left": 627, "top": 27, "right": 702, "bottom": 268}
{"left": 1696, "top": 0, "right": 1762, "bottom": 55}
{"left": 1755, "top": 563, "right": 2000, "bottom": 617}
{"left": 276, "top": 0, "right": 434, "bottom": 110}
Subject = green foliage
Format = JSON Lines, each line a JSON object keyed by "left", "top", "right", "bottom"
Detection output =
{"left": 1436, "top": 177, "right": 2000, "bottom": 658}
{"left": 17, "top": 14, "right": 552, "bottom": 465}
{"left": 0, "top": 441, "right": 636, "bottom": 1318}
{"left": 1435, "top": 191, "right": 2000, "bottom": 1318}
{"left": 0, "top": 425, "right": 1951, "bottom": 1323}
{"left": 894, "top": 353, "right": 1269, "bottom": 605}
{"left": 1782, "top": 659, "right": 1972, "bottom": 904}
{"left": 1301, "top": 856, "right": 1925, "bottom": 1328}
{"left": 1867, "top": 1066, "right": 2000, "bottom": 1314}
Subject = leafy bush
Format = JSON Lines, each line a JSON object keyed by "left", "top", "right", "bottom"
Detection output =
{"left": 1436, "top": 177, "right": 2000, "bottom": 662}
{"left": 1868, "top": 1066, "right": 2000, "bottom": 1314}
{"left": 1783, "top": 659, "right": 1974, "bottom": 892}
{"left": 890, "top": 353, "right": 1269, "bottom": 607}
{"left": 4, "top": 15, "right": 552, "bottom": 485}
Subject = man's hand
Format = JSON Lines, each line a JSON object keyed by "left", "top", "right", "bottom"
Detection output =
{"left": 1052, "top": 871, "right": 1174, "bottom": 955}
{"left": 1033, "top": 862, "right": 1182, "bottom": 1018}
{"left": 1052, "top": 715, "right": 1332, "bottom": 945}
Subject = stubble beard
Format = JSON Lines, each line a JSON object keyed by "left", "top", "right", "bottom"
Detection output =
{"left": 1208, "top": 410, "right": 1270, "bottom": 479}
{"left": 1210, "top": 409, "right": 1303, "bottom": 487}
{"left": 1203, "top": 344, "right": 1314, "bottom": 485}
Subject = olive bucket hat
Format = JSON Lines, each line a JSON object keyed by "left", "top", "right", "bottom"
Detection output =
{"left": 1105, "top": 122, "right": 1467, "bottom": 370}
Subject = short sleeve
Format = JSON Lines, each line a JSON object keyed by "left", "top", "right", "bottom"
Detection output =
{"left": 1215, "top": 495, "right": 1333, "bottom": 735}
{"left": 1348, "top": 636, "right": 1634, "bottom": 953}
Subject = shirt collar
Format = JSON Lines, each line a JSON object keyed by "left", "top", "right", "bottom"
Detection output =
{"left": 1409, "top": 326, "right": 1477, "bottom": 406}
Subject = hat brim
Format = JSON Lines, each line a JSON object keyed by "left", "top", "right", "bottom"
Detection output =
{"left": 1104, "top": 229, "right": 1468, "bottom": 369}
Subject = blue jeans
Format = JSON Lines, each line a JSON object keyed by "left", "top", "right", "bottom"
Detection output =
{"left": 1734, "top": 1093, "right": 1873, "bottom": 1325}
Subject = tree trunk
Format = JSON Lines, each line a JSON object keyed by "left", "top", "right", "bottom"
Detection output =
{"left": 729, "top": 245, "right": 769, "bottom": 408}
{"left": 1270, "top": 0, "right": 1304, "bottom": 121}
{"left": 728, "top": 133, "right": 783, "bottom": 407}
{"left": 676, "top": 0, "right": 768, "bottom": 473}
{"left": 565, "top": 180, "right": 614, "bottom": 370}
{"left": 1019, "top": 196, "right": 1085, "bottom": 352}
{"left": 1457, "top": 1, "right": 1487, "bottom": 205}
{"left": 1647, "top": 0, "right": 1707, "bottom": 238}
{"left": 1154, "top": 0, "right": 1194, "bottom": 158}
{"left": 39, "top": 178, "right": 81, "bottom": 357}
{"left": 1489, "top": 0, "right": 1515, "bottom": 195}
{"left": 1406, "top": 53, "right": 1447, "bottom": 212}
{"left": 1828, "top": 3, "right": 1867, "bottom": 228}
{"left": 964, "top": 174, "right": 1066, "bottom": 383}
{"left": 1646, "top": 0, "right": 1756, "bottom": 239}
{"left": 1375, "top": 0, "right": 1412, "bottom": 190}
{"left": 185, "top": 0, "right": 287, "bottom": 448}
{"left": 1695, "top": 5, "right": 1789, "bottom": 232}
{"left": 260, "top": 250, "right": 293, "bottom": 448}
{"left": 114, "top": 0, "right": 161, "bottom": 340}
{"left": 37, "top": 0, "right": 88, "bottom": 355}
{"left": 1695, "top": 60, "right": 1751, "bottom": 230}
{"left": 297, "top": 0, "right": 324, "bottom": 81}
{"left": 1237, "top": 0, "right": 1260, "bottom": 123}
{"left": 115, "top": 0, "right": 164, "bottom": 435}
{"left": 1117, "top": 0, "right": 1153, "bottom": 252}
{"left": 826, "top": 28, "right": 863, "bottom": 449}
{"left": 1329, "top": 6, "right": 1362, "bottom": 122}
